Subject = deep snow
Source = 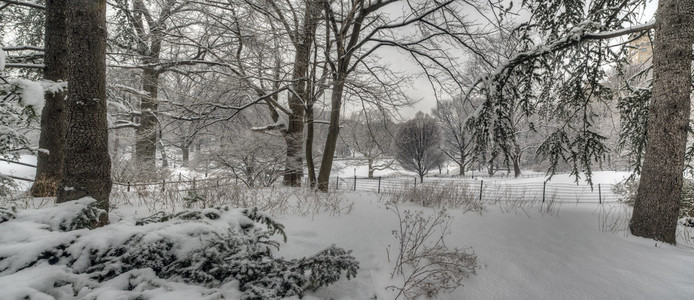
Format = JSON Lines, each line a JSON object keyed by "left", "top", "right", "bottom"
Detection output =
{"left": 0, "top": 163, "right": 692, "bottom": 299}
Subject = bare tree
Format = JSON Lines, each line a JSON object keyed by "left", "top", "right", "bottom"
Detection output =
{"left": 394, "top": 112, "right": 445, "bottom": 183}
{"left": 315, "top": 0, "right": 487, "bottom": 191}
{"left": 109, "top": 0, "right": 209, "bottom": 172}
{"left": 432, "top": 97, "right": 475, "bottom": 176}
{"left": 341, "top": 110, "right": 395, "bottom": 178}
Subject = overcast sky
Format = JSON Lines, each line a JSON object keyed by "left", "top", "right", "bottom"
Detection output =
{"left": 372, "top": 0, "right": 658, "bottom": 119}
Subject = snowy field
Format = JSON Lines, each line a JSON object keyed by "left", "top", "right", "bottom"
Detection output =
{"left": 1, "top": 160, "right": 693, "bottom": 299}
{"left": 1, "top": 186, "right": 693, "bottom": 298}
{"left": 280, "top": 194, "right": 694, "bottom": 300}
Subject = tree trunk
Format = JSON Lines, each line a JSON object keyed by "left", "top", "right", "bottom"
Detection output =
{"left": 305, "top": 108, "right": 317, "bottom": 187}
{"left": 57, "top": 0, "right": 111, "bottom": 227}
{"left": 368, "top": 158, "right": 374, "bottom": 179}
{"left": 283, "top": 131, "right": 303, "bottom": 187}
{"left": 513, "top": 143, "right": 522, "bottom": 178}
{"left": 181, "top": 144, "right": 189, "bottom": 167}
{"left": 159, "top": 141, "right": 168, "bottom": 168}
{"left": 513, "top": 156, "right": 521, "bottom": 178}
{"left": 317, "top": 79, "right": 345, "bottom": 191}
{"left": 459, "top": 151, "right": 465, "bottom": 176}
{"left": 135, "top": 66, "right": 159, "bottom": 172}
{"left": 32, "top": 0, "right": 67, "bottom": 197}
{"left": 630, "top": 0, "right": 694, "bottom": 244}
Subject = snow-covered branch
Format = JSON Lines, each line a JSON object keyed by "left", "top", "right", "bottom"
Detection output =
{"left": 0, "top": 0, "right": 44, "bottom": 10}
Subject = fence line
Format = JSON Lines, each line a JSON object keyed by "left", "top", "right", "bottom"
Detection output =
{"left": 82, "top": 174, "right": 622, "bottom": 204}
{"left": 330, "top": 176, "right": 619, "bottom": 203}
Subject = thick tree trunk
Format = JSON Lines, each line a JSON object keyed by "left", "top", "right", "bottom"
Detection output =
{"left": 513, "top": 143, "right": 522, "bottom": 178}
{"left": 32, "top": 0, "right": 68, "bottom": 197}
{"left": 630, "top": 0, "right": 694, "bottom": 244}
{"left": 135, "top": 66, "right": 159, "bottom": 171}
{"left": 513, "top": 156, "right": 521, "bottom": 178}
{"left": 283, "top": 131, "right": 303, "bottom": 187}
{"left": 58, "top": 0, "right": 111, "bottom": 227}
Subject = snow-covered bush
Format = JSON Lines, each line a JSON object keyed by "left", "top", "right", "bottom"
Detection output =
{"left": 0, "top": 205, "right": 16, "bottom": 223}
{"left": 386, "top": 203, "right": 478, "bottom": 299}
{"left": 0, "top": 74, "right": 43, "bottom": 162}
{"left": 0, "top": 199, "right": 359, "bottom": 299}
{"left": 390, "top": 182, "right": 484, "bottom": 213}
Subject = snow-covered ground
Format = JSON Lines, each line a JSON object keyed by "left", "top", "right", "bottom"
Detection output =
{"left": 1, "top": 161, "right": 692, "bottom": 299}
{"left": 1, "top": 185, "right": 693, "bottom": 299}
{"left": 280, "top": 195, "right": 694, "bottom": 299}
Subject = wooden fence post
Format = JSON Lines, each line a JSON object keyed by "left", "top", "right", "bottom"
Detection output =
{"left": 598, "top": 184, "right": 602, "bottom": 204}
{"left": 193, "top": 177, "right": 196, "bottom": 190}
{"left": 378, "top": 177, "right": 382, "bottom": 194}
{"left": 543, "top": 181, "right": 546, "bottom": 203}
{"left": 354, "top": 176, "right": 357, "bottom": 191}
{"left": 479, "top": 180, "right": 484, "bottom": 202}
{"left": 162, "top": 180, "right": 165, "bottom": 192}
{"left": 414, "top": 177, "right": 417, "bottom": 188}
{"left": 336, "top": 176, "right": 339, "bottom": 190}
{"left": 127, "top": 182, "right": 130, "bottom": 192}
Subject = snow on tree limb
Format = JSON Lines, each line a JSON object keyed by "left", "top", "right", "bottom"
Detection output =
{"left": 0, "top": 0, "right": 44, "bottom": 10}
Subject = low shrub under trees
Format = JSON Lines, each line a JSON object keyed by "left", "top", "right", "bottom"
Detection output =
{"left": 0, "top": 198, "right": 359, "bottom": 299}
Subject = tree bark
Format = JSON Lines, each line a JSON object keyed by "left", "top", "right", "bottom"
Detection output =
{"left": 630, "top": 0, "right": 694, "bottom": 244}
{"left": 57, "top": 0, "right": 112, "bottom": 227}
{"left": 32, "top": 0, "right": 68, "bottom": 197}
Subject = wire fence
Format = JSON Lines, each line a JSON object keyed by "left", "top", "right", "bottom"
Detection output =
{"left": 2, "top": 159, "right": 621, "bottom": 204}
{"left": 331, "top": 176, "right": 620, "bottom": 204}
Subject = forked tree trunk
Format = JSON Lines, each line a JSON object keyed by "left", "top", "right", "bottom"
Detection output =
{"left": 57, "top": 0, "right": 112, "bottom": 227}
{"left": 630, "top": 0, "right": 694, "bottom": 244}
{"left": 32, "top": 0, "right": 67, "bottom": 197}
{"left": 282, "top": 1, "right": 320, "bottom": 187}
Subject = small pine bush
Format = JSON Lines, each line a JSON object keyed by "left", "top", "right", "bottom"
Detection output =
{"left": 0, "top": 200, "right": 359, "bottom": 299}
